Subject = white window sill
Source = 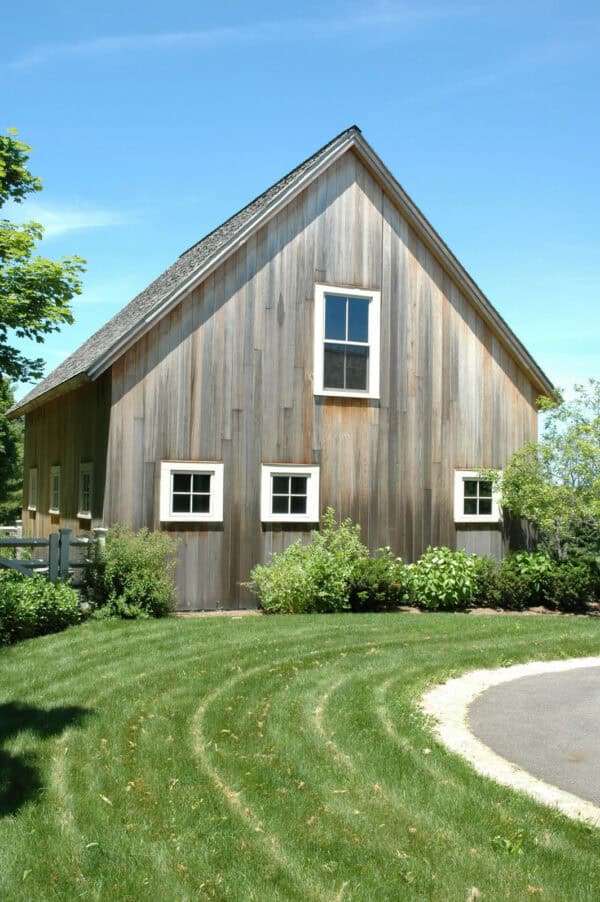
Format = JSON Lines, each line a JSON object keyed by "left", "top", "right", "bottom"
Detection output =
{"left": 314, "top": 389, "right": 379, "bottom": 401}
{"left": 48, "top": 509, "right": 60, "bottom": 516}
{"left": 77, "top": 512, "right": 92, "bottom": 520}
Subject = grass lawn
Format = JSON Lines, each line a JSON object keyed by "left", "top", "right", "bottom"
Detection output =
{"left": 1, "top": 614, "right": 600, "bottom": 900}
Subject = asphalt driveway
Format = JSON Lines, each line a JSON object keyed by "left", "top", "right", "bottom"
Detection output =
{"left": 468, "top": 664, "right": 600, "bottom": 807}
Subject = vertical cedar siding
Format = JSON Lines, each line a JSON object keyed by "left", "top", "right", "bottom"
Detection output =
{"left": 22, "top": 375, "right": 110, "bottom": 536}
{"left": 69, "top": 149, "right": 537, "bottom": 608}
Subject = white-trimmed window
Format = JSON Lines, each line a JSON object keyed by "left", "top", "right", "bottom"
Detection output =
{"left": 49, "top": 465, "right": 61, "bottom": 515}
{"left": 453, "top": 470, "right": 501, "bottom": 524}
{"left": 261, "top": 464, "right": 320, "bottom": 523}
{"left": 78, "top": 462, "right": 93, "bottom": 519}
{"left": 28, "top": 468, "right": 37, "bottom": 511}
{"left": 160, "top": 461, "right": 224, "bottom": 523}
{"left": 313, "top": 284, "right": 380, "bottom": 399}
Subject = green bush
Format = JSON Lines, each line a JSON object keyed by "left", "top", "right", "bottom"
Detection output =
{"left": 409, "top": 547, "right": 482, "bottom": 610}
{"left": 545, "top": 561, "right": 596, "bottom": 613}
{"left": 0, "top": 570, "right": 81, "bottom": 645}
{"left": 495, "top": 552, "right": 556, "bottom": 610}
{"left": 249, "top": 509, "right": 376, "bottom": 614}
{"left": 86, "top": 526, "right": 177, "bottom": 618}
{"left": 470, "top": 555, "right": 500, "bottom": 607}
{"left": 348, "top": 549, "right": 408, "bottom": 612}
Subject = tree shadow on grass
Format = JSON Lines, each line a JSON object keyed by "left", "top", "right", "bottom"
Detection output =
{"left": 0, "top": 702, "right": 92, "bottom": 817}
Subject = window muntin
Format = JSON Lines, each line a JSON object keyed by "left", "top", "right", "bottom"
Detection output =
{"left": 271, "top": 475, "right": 308, "bottom": 515}
{"left": 78, "top": 463, "right": 93, "bottom": 518}
{"left": 261, "top": 465, "right": 320, "bottom": 523}
{"left": 28, "top": 468, "right": 37, "bottom": 511}
{"left": 49, "top": 466, "right": 61, "bottom": 514}
{"left": 324, "top": 294, "right": 370, "bottom": 391}
{"left": 453, "top": 470, "right": 501, "bottom": 524}
{"left": 313, "top": 284, "right": 381, "bottom": 400}
{"left": 463, "top": 478, "right": 493, "bottom": 516}
{"left": 159, "top": 461, "right": 224, "bottom": 523}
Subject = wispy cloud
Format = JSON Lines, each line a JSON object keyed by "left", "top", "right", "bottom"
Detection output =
{"left": 406, "top": 20, "right": 600, "bottom": 103}
{"left": 11, "top": 6, "right": 475, "bottom": 69}
{"left": 6, "top": 201, "right": 134, "bottom": 237}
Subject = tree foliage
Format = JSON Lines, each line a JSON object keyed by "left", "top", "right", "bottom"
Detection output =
{"left": 495, "top": 380, "right": 600, "bottom": 560}
{"left": 0, "top": 378, "right": 23, "bottom": 522}
{"left": 0, "top": 129, "right": 85, "bottom": 382}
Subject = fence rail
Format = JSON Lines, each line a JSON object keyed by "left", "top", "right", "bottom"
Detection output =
{"left": 0, "top": 526, "right": 107, "bottom": 586}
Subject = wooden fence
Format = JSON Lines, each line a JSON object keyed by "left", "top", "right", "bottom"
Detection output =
{"left": 0, "top": 526, "right": 107, "bottom": 587}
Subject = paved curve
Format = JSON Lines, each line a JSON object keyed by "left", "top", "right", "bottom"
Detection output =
{"left": 468, "top": 665, "right": 600, "bottom": 807}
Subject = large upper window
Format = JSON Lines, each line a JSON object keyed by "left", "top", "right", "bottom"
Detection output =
{"left": 261, "top": 465, "right": 320, "bottom": 523}
{"left": 159, "top": 461, "right": 224, "bottom": 523}
{"left": 453, "top": 470, "right": 501, "bottom": 524}
{"left": 313, "top": 284, "right": 380, "bottom": 399}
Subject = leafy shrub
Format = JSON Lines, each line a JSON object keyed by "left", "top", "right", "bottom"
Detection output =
{"left": 495, "top": 552, "right": 556, "bottom": 610}
{"left": 248, "top": 508, "right": 371, "bottom": 613}
{"left": 0, "top": 570, "right": 81, "bottom": 645}
{"left": 470, "top": 555, "right": 500, "bottom": 607}
{"left": 545, "top": 561, "right": 596, "bottom": 613}
{"left": 409, "top": 547, "right": 482, "bottom": 610}
{"left": 86, "top": 526, "right": 177, "bottom": 618}
{"left": 348, "top": 549, "right": 408, "bottom": 612}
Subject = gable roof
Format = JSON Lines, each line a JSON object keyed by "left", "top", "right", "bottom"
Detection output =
{"left": 10, "top": 126, "right": 553, "bottom": 416}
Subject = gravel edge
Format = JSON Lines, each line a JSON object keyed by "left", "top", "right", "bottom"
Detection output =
{"left": 420, "top": 657, "right": 600, "bottom": 827}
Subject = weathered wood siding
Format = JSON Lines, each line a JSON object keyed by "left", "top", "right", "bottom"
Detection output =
{"left": 105, "top": 149, "right": 538, "bottom": 609}
{"left": 22, "top": 377, "right": 110, "bottom": 537}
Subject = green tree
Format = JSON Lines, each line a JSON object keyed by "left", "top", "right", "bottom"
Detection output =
{"left": 0, "top": 378, "right": 23, "bottom": 522}
{"left": 494, "top": 380, "right": 600, "bottom": 560}
{"left": 0, "top": 128, "right": 85, "bottom": 382}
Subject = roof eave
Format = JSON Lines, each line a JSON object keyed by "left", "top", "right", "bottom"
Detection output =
{"left": 7, "top": 372, "right": 92, "bottom": 419}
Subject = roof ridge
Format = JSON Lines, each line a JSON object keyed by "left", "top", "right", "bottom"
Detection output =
{"left": 177, "top": 125, "right": 361, "bottom": 260}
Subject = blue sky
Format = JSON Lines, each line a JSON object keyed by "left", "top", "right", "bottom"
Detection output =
{"left": 4, "top": 0, "right": 599, "bottom": 402}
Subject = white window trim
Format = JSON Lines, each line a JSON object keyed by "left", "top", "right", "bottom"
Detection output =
{"left": 28, "top": 467, "right": 37, "bottom": 512}
{"left": 453, "top": 469, "right": 502, "bottom": 525}
{"left": 160, "top": 461, "right": 224, "bottom": 523}
{"left": 261, "top": 464, "right": 320, "bottom": 524}
{"left": 313, "top": 283, "right": 381, "bottom": 400}
{"left": 78, "top": 462, "right": 94, "bottom": 519}
{"left": 49, "top": 465, "right": 61, "bottom": 515}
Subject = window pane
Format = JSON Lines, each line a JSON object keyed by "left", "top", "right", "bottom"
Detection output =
{"left": 192, "top": 494, "right": 210, "bottom": 513}
{"left": 478, "top": 480, "right": 493, "bottom": 498}
{"left": 193, "top": 473, "right": 211, "bottom": 493}
{"left": 325, "top": 295, "right": 346, "bottom": 340}
{"left": 172, "top": 494, "right": 190, "bottom": 513}
{"left": 464, "top": 499, "right": 477, "bottom": 515}
{"left": 345, "top": 346, "right": 368, "bottom": 390}
{"left": 290, "top": 496, "right": 307, "bottom": 514}
{"left": 272, "top": 476, "right": 289, "bottom": 495}
{"left": 173, "top": 473, "right": 191, "bottom": 493}
{"left": 272, "top": 495, "right": 289, "bottom": 514}
{"left": 464, "top": 480, "right": 478, "bottom": 498}
{"left": 290, "top": 476, "right": 307, "bottom": 495}
{"left": 324, "top": 344, "right": 345, "bottom": 389}
{"left": 347, "top": 298, "right": 369, "bottom": 342}
{"left": 479, "top": 498, "right": 492, "bottom": 515}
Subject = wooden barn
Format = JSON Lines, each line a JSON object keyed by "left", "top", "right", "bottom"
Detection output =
{"left": 9, "top": 126, "right": 553, "bottom": 610}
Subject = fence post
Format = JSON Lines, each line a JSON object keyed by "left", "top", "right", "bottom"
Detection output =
{"left": 93, "top": 528, "right": 108, "bottom": 563}
{"left": 15, "top": 520, "right": 23, "bottom": 539}
{"left": 58, "top": 528, "right": 72, "bottom": 580}
{"left": 48, "top": 532, "right": 59, "bottom": 582}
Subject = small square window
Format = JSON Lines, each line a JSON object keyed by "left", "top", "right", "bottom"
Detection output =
{"left": 454, "top": 470, "right": 501, "bottom": 524}
{"left": 160, "top": 461, "right": 224, "bottom": 523}
{"left": 49, "top": 465, "right": 61, "bottom": 515}
{"left": 78, "top": 462, "right": 94, "bottom": 518}
{"left": 261, "top": 465, "right": 320, "bottom": 523}
{"left": 314, "top": 284, "right": 381, "bottom": 399}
